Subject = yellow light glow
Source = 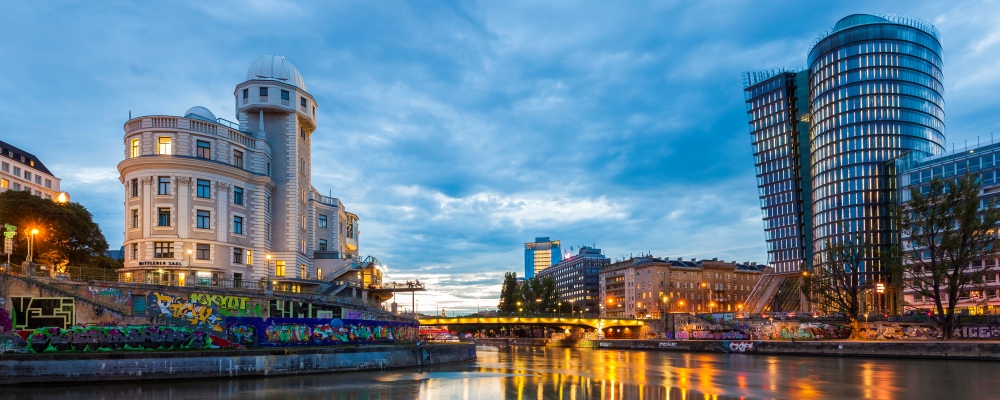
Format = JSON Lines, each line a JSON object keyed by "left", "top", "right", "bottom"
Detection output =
{"left": 31, "top": 229, "right": 38, "bottom": 235}
{"left": 56, "top": 193, "right": 68, "bottom": 203}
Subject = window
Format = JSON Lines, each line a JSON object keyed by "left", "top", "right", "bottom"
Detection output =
{"left": 300, "top": 127, "right": 305, "bottom": 139}
{"left": 130, "top": 178, "right": 138, "bottom": 197}
{"left": 265, "top": 222, "right": 271, "bottom": 241}
{"left": 154, "top": 242, "right": 173, "bottom": 258}
{"left": 197, "top": 140, "right": 211, "bottom": 159}
{"left": 1, "top": 162, "right": 7, "bottom": 172}
{"left": 300, "top": 264, "right": 306, "bottom": 278}
{"left": 233, "top": 150, "right": 243, "bottom": 169}
{"left": 196, "top": 244, "right": 210, "bottom": 260}
{"left": 233, "top": 186, "right": 244, "bottom": 205}
{"left": 158, "top": 208, "right": 171, "bottom": 226}
{"left": 130, "top": 243, "right": 138, "bottom": 260}
{"left": 259, "top": 87, "right": 268, "bottom": 97}
{"left": 0, "top": 178, "right": 7, "bottom": 189}
{"left": 276, "top": 261, "right": 285, "bottom": 277}
{"left": 247, "top": 250, "right": 253, "bottom": 266}
{"left": 196, "top": 210, "right": 211, "bottom": 229}
{"left": 318, "top": 214, "right": 327, "bottom": 229}
{"left": 11, "top": 182, "right": 19, "bottom": 190}
{"left": 300, "top": 239, "right": 306, "bottom": 253}
{"left": 242, "top": 88, "right": 248, "bottom": 99}
{"left": 233, "top": 248, "right": 243, "bottom": 264}
{"left": 233, "top": 216, "right": 243, "bottom": 234}
{"left": 197, "top": 179, "right": 211, "bottom": 199}
{"left": 301, "top": 214, "right": 306, "bottom": 229}
{"left": 158, "top": 137, "right": 172, "bottom": 155}
{"left": 317, "top": 268, "right": 323, "bottom": 280}
{"left": 158, "top": 176, "right": 170, "bottom": 195}
{"left": 23, "top": 171, "right": 30, "bottom": 181}
{"left": 281, "top": 90, "right": 289, "bottom": 100}
{"left": 300, "top": 97, "right": 307, "bottom": 107}
{"left": 131, "top": 209, "right": 139, "bottom": 228}
{"left": 34, "top": 175, "right": 40, "bottom": 184}
{"left": 131, "top": 138, "right": 140, "bottom": 158}
{"left": 12, "top": 167, "right": 20, "bottom": 176}
{"left": 319, "top": 239, "right": 328, "bottom": 251}
{"left": 265, "top": 195, "right": 271, "bottom": 212}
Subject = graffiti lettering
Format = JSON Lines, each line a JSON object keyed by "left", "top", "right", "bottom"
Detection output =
{"left": 226, "top": 317, "right": 418, "bottom": 347}
{"left": 270, "top": 300, "right": 340, "bottom": 319}
{"left": 658, "top": 342, "right": 677, "bottom": 347}
{"left": 148, "top": 292, "right": 223, "bottom": 332}
{"left": 726, "top": 341, "right": 757, "bottom": 353}
{"left": 11, "top": 297, "right": 75, "bottom": 329}
{"left": 87, "top": 286, "right": 133, "bottom": 305}
{"left": 190, "top": 293, "right": 250, "bottom": 310}
{"left": 27, "top": 325, "right": 214, "bottom": 353}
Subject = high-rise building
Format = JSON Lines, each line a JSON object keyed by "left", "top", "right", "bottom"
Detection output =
{"left": 524, "top": 237, "right": 561, "bottom": 279}
{"left": 117, "top": 56, "right": 370, "bottom": 292}
{"left": 743, "top": 14, "right": 945, "bottom": 314}
{"left": 0, "top": 139, "right": 69, "bottom": 203}
{"left": 537, "top": 246, "right": 609, "bottom": 316}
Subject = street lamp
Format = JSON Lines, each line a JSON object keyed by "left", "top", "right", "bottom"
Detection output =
{"left": 558, "top": 302, "right": 562, "bottom": 317}
{"left": 186, "top": 249, "right": 193, "bottom": 287}
{"left": 516, "top": 301, "right": 522, "bottom": 316}
{"left": 27, "top": 228, "right": 38, "bottom": 264}
{"left": 265, "top": 253, "right": 272, "bottom": 295}
{"left": 568, "top": 299, "right": 574, "bottom": 318}
{"left": 535, "top": 298, "right": 541, "bottom": 316}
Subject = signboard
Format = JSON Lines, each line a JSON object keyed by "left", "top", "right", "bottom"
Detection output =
{"left": 2, "top": 238, "right": 10, "bottom": 255}
{"left": 876, "top": 283, "right": 885, "bottom": 294}
{"left": 2, "top": 225, "right": 13, "bottom": 255}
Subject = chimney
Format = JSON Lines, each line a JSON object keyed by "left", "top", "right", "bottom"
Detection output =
{"left": 712, "top": 258, "right": 718, "bottom": 261}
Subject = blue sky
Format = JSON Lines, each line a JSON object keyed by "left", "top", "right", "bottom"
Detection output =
{"left": 3, "top": 1, "right": 1000, "bottom": 314}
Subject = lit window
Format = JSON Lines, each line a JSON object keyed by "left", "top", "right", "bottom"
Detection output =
{"left": 276, "top": 261, "right": 285, "bottom": 277}
{"left": 158, "top": 137, "right": 172, "bottom": 155}
{"left": 0, "top": 179, "right": 7, "bottom": 189}
{"left": 154, "top": 242, "right": 173, "bottom": 259}
{"left": 233, "top": 186, "right": 244, "bottom": 205}
{"left": 317, "top": 268, "right": 323, "bottom": 280}
{"left": 158, "top": 176, "right": 170, "bottom": 195}
{"left": 196, "top": 210, "right": 210, "bottom": 229}
{"left": 197, "top": 140, "right": 211, "bottom": 159}
{"left": 247, "top": 250, "right": 253, "bottom": 266}
{"left": 196, "top": 244, "right": 210, "bottom": 260}
{"left": 233, "top": 150, "right": 243, "bottom": 169}
{"left": 197, "top": 179, "right": 211, "bottom": 199}
{"left": 300, "top": 264, "right": 306, "bottom": 278}
{"left": 131, "top": 138, "right": 139, "bottom": 158}
{"left": 233, "top": 215, "right": 243, "bottom": 234}
{"left": 158, "top": 208, "right": 171, "bottom": 226}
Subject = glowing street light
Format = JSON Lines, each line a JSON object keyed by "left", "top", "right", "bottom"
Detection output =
{"left": 27, "top": 228, "right": 39, "bottom": 264}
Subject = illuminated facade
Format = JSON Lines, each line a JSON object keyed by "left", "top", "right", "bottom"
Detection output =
{"left": 524, "top": 237, "right": 561, "bottom": 279}
{"left": 117, "top": 56, "right": 363, "bottom": 289}
{"left": 0, "top": 139, "right": 68, "bottom": 202}
{"left": 537, "top": 246, "right": 608, "bottom": 316}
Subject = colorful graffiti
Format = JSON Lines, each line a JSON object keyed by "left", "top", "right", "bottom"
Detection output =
{"left": 11, "top": 297, "right": 75, "bottom": 329}
{"left": 26, "top": 325, "right": 214, "bottom": 353}
{"left": 133, "top": 296, "right": 147, "bottom": 314}
{"left": 226, "top": 317, "right": 418, "bottom": 347}
{"left": 191, "top": 293, "right": 249, "bottom": 311}
{"left": 148, "top": 292, "right": 223, "bottom": 332}
{"left": 270, "top": 300, "right": 340, "bottom": 319}
{"left": 724, "top": 341, "right": 759, "bottom": 353}
{"left": 0, "top": 308, "right": 11, "bottom": 333}
{"left": 87, "top": 286, "right": 133, "bottom": 305}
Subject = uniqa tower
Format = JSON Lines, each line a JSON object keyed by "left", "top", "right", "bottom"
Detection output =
{"left": 117, "top": 56, "right": 369, "bottom": 293}
{"left": 743, "top": 14, "right": 944, "bottom": 313}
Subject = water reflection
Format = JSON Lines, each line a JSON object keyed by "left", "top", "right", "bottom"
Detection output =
{"left": 5, "top": 346, "right": 1000, "bottom": 399}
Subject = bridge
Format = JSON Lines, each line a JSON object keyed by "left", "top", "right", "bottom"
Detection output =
{"left": 417, "top": 316, "right": 645, "bottom": 330}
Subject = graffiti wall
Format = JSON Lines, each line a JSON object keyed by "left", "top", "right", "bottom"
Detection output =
{"left": 0, "top": 308, "right": 11, "bottom": 333}
{"left": 226, "top": 317, "right": 417, "bottom": 347}
{"left": 269, "top": 300, "right": 340, "bottom": 319}
{"left": 11, "top": 297, "right": 75, "bottom": 329}
{"left": 26, "top": 325, "right": 214, "bottom": 353}
{"left": 87, "top": 285, "right": 134, "bottom": 307}
{"left": 148, "top": 292, "right": 224, "bottom": 332}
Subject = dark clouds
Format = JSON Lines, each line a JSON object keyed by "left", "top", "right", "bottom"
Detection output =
{"left": 2, "top": 0, "right": 998, "bottom": 313}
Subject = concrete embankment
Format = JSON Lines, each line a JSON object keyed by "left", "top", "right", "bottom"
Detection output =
{"left": 0, "top": 344, "right": 476, "bottom": 385}
{"left": 480, "top": 338, "right": 1000, "bottom": 361}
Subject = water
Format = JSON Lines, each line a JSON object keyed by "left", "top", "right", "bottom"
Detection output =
{"left": 5, "top": 346, "right": 1000, "bottom": 399}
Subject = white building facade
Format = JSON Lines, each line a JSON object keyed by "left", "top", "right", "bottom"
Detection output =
{"left": 117, "top": 56, "right": 359, "bottom": 290}
{"left": 0, "top": 140, "right": 68, "bottom": 202}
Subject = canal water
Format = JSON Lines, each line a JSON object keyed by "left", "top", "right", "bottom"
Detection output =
{"left": 5, "top": 346, "right": 1000, "bottom": 399}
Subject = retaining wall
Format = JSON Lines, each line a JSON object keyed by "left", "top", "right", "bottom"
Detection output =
{"left": 586, "top": 339, "right": 1000, "bottom": 361}
{"left": 0, "top": 343, "right": 475, "bottom": 385}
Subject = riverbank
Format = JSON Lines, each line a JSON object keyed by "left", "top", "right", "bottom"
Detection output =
{"left": 478, "top": 338, "right": 1000, "bottom": 361}
{"left": 0, "top": 343, "right": 476, "bottom": 385}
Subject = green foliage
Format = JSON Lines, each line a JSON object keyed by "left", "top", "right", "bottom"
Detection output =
{"left": 498, "top": 272, "right": 521, "bottom": 313}
{"left": 519, "top": 276, "right": 559, "bottom": 314}
{"left": 890, "top": 174, "right": 1000, "bottom": 339}
{"left": 0, "top": 190, "right": 108, "bottom": 267}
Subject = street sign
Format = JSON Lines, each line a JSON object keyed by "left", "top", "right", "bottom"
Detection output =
{"left": 4, "top": 224, "right": 15, "bottom": 233}
{"left": 2, "top": 237, "right": 9, "bottom": 255}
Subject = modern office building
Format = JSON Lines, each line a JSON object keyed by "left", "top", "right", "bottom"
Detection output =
{"left": 536, "top": 246, "right": 608, "bottom": 316}
{"left": 599, "top": 256, "right": 764, "bottom": 319}
{"left": 524, "top": 237, "right": 561, "bottom": 279}
{"left": 742, "top": 14, "right": 945, "bottom": 314}
{"left": 0, "top": 139, "right": 69, "bottom": 202}
{"left": 117, "top": 56, "right": 374, "bottom": 294}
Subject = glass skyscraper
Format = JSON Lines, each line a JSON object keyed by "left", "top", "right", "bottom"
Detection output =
{"left": 524, "top": 237, "right": 561, "bottom": 279}
{"left": 808, "top": 14, "right": 944, "bottom": 281}
{"left": 743, "top": 14, "right": 945, "bottom": 313}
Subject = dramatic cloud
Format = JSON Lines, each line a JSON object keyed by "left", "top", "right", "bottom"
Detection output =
{"left": 2, "top": 0, "right": 998, "bottom": 313}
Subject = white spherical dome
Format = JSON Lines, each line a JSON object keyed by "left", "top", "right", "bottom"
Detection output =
{"left": 246, "top": 55, "right": 306, "bottom": 91}
{"left": 184, "top": 106, "right": 217, "bottom": 122}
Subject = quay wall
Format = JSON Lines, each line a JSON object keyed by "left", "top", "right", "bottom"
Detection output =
{"left": 0, "top": 343, "right": 475, "bottom": 385}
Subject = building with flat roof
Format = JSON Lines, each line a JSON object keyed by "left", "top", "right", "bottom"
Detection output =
{"left": 0, "top": 139, "right": 68, "bottom": 203}
{"left": 537, "top": 246, "right": 608, "bottom": 316}
{"left": 524, "top": 237, "right": 561, "bottom": 279}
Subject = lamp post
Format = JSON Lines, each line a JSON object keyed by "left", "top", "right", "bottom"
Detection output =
{"left": 558, "top": 302, "right": 562, "bottom": 317}
{"left": 569, "top": 299, "right": 574, "bottom": 318}
{"left": 27, "top": 228, "right": 38, "bottom": 264}
{"left": 701, "top": 282, "right": 707, "bottom": 313}
{"left": 535, "top": 298, "right": 541, "bottom": 316}
{"left": 516, "top": 301, "right": 522, "bottom": 317}
{"left": 265, "top": 253, "right": 272, "bottom": 296}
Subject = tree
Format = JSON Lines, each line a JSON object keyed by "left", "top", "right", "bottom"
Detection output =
{"left": 498, "top": 272, "right": 521, "bottom": 313}
{"left": 891, "top": 175, "right": 1000, "bottom": 339}
{"left": 802, "top": 232, "right": 869, "bottom": 339}
{"left": 519, "top": 276, "right": 558, "bottom": 314}
{"left": 0, "top": 190, "right": 108, "bottom": 267}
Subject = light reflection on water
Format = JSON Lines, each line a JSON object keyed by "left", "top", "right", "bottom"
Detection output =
{"left": 5, "top": 346, "right": 1000, "bottom": 399}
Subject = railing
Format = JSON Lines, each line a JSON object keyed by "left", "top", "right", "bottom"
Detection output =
{"left": 125, "top": 116, "right": 257, "bottom": 150}
{"left": 226, "top": 127, "right": 256, "bottom": 148}
{"left": 125, "top": 119, "right": 143, "bottom": 133}
{"left": 189, "top": 119, "right": 218, "bottom": 135}
{"left": 151, "top": 117, "right": 177, "bottom": 128}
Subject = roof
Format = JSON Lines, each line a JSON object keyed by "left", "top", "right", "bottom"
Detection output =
{"left": 0, "top": 139, "right": 54, "bottom": 176}
{"left": 246, "top": 55, "right": 306, "bottom": 91}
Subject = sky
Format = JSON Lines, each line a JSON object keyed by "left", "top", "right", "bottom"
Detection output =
{"left": 3, "top": 0, "right": 1000, "bottom": 314}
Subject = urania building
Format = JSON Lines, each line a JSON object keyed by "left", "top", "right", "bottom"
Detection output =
{"left": 117, "top": 56, "right": 373, "bottom": 294}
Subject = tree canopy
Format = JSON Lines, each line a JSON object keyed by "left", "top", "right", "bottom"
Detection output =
{"left": 0, "top": 190, "right": 108, "bottom": 267}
